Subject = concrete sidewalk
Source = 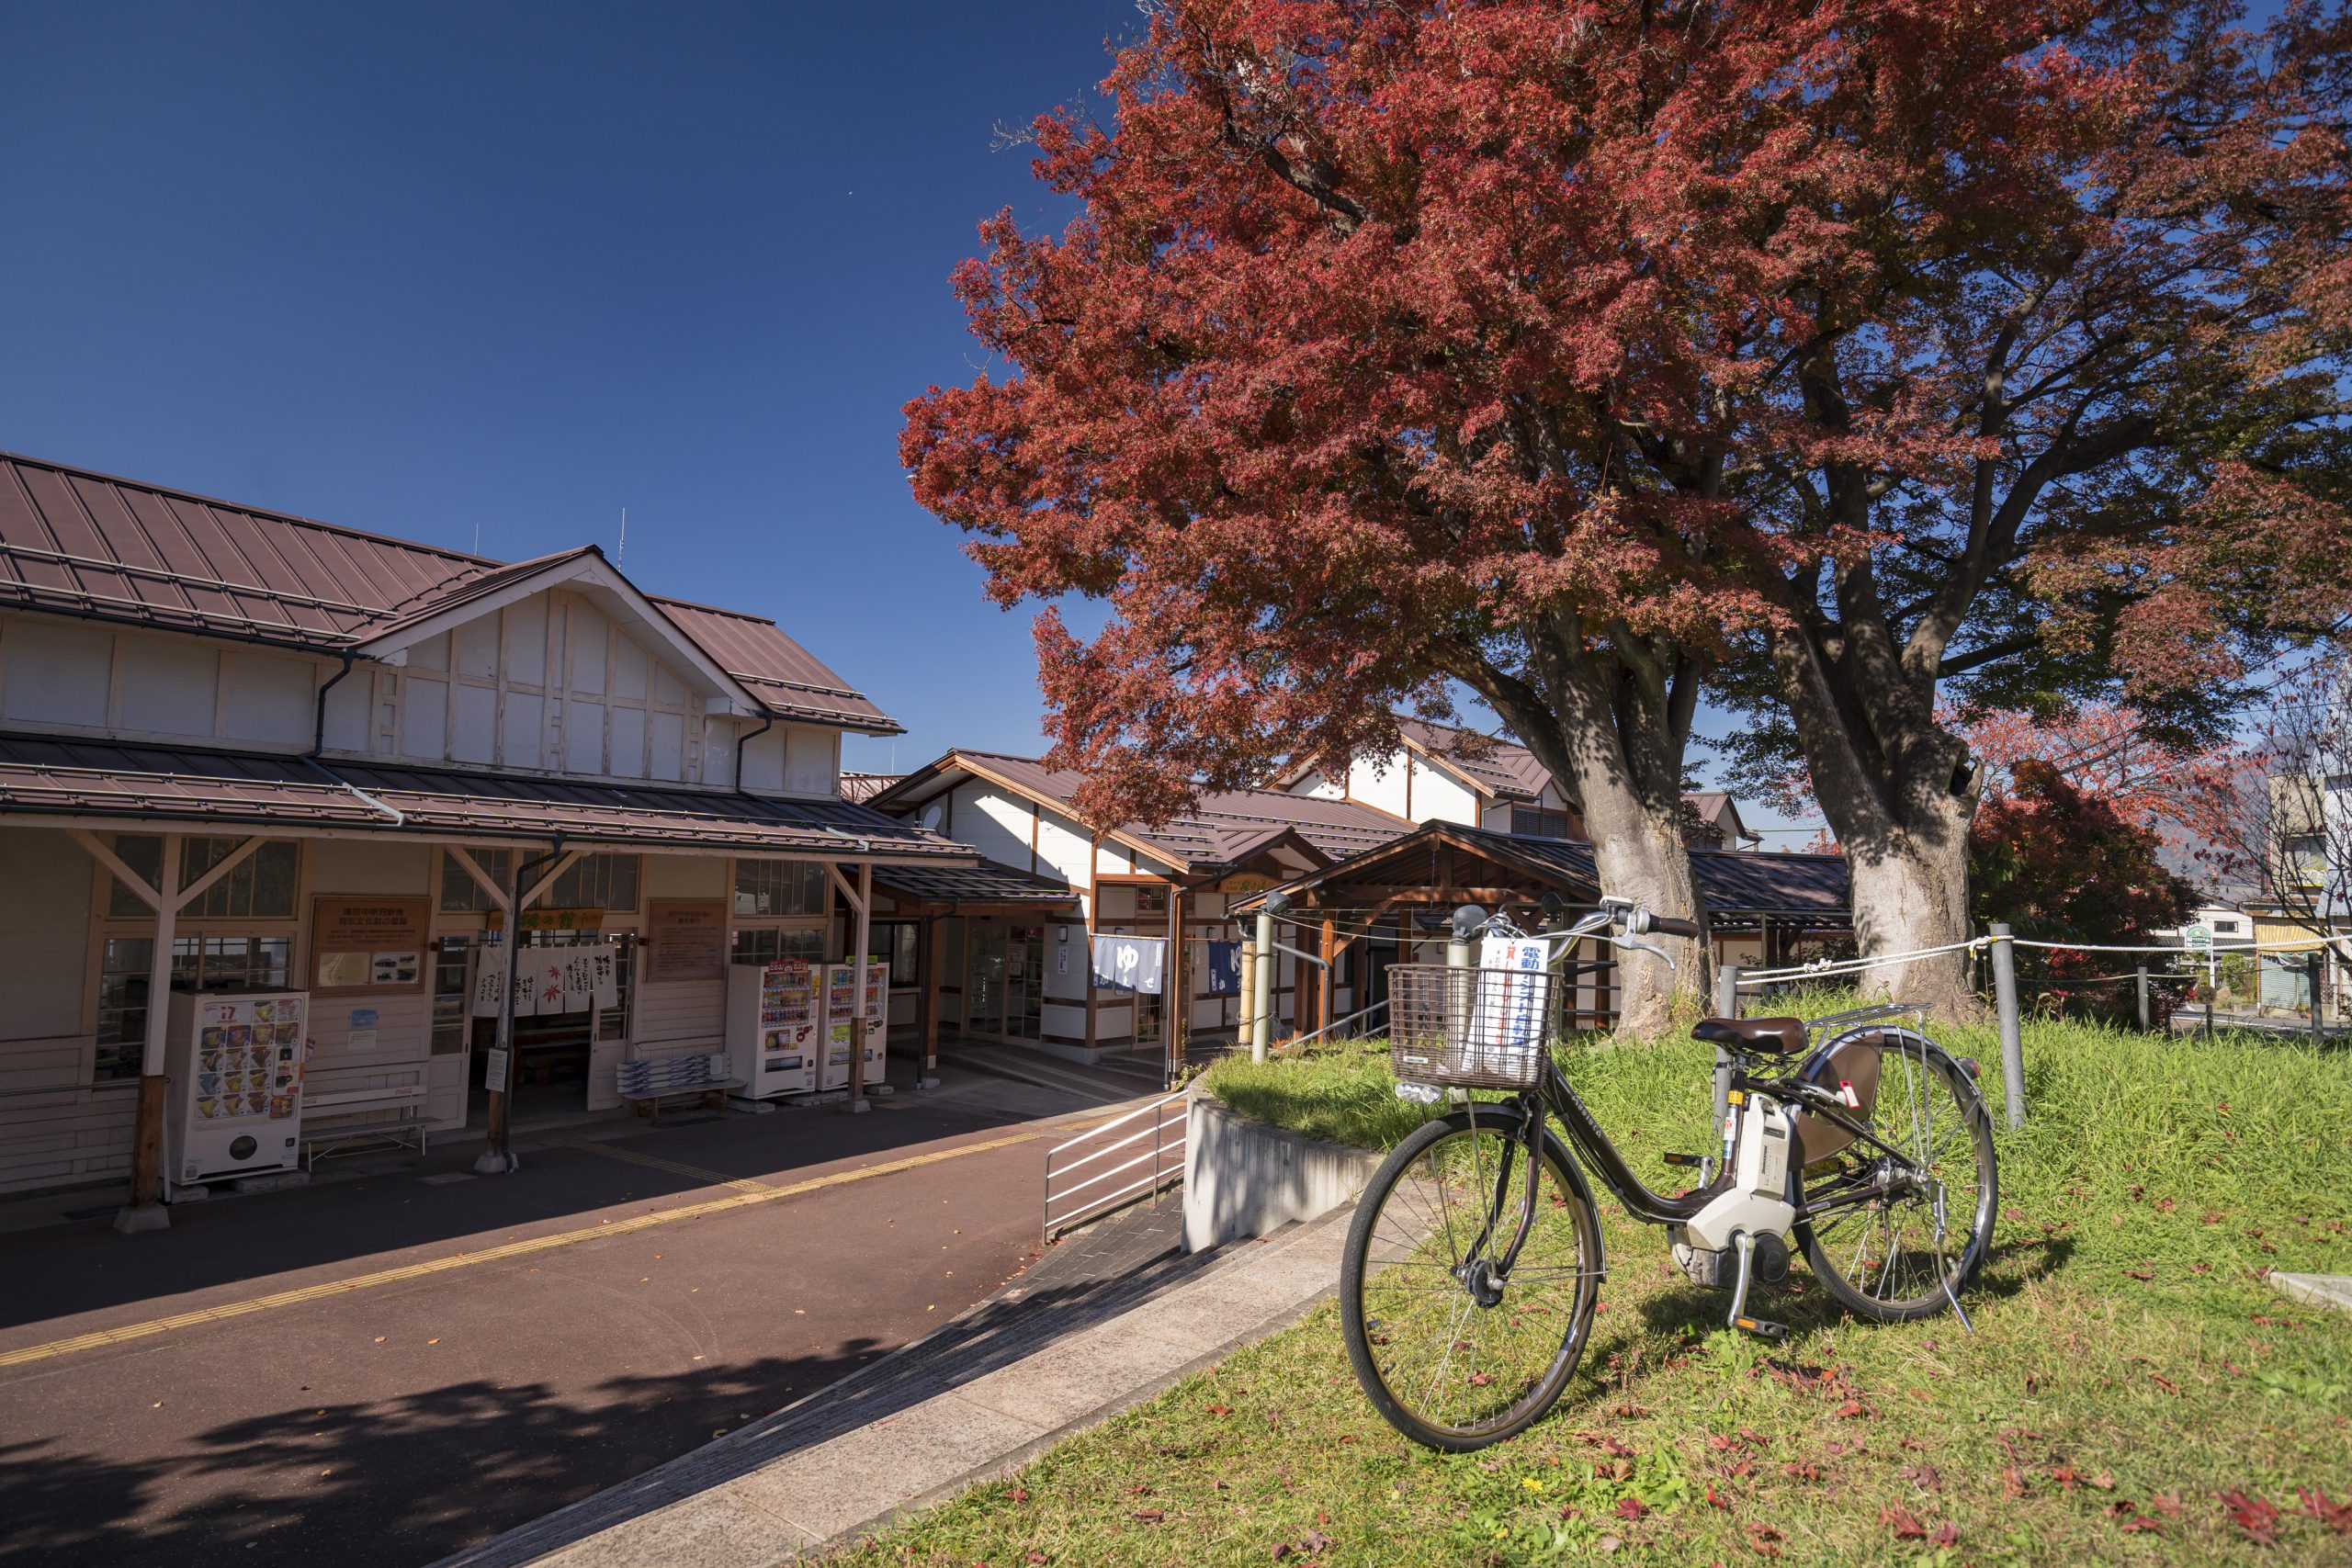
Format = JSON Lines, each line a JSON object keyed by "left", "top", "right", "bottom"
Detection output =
{"left": 440, "top": 1202, "right": 1354, "bottom": 1567}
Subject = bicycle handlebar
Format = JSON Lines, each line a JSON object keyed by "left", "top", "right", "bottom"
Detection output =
{"left": 1646, "top": 914, "right": 1702, "bottom": 939}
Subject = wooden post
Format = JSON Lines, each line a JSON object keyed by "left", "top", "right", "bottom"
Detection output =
{"left": 920, "top": 914, "right": 943, "bottom": 1087}
{"left": 118, "top": 832, "right": 184, "bottom": 1231}
{"left": 1238, "top": 936, "right": 1256, "bottom": 1055}
{"left": 1165, "top": 886, "right": 1184, "bottom": 1084}
{"left": 1318, "top": 915, "right": 1337, "bottom": 1040}
{"left": 849, "top": 860, "right": 873, "bottom": 1110}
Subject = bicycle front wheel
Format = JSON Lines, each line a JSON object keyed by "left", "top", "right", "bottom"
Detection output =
{"left": 1340, "top": 1104, "right": 1601, "bottom": 1451}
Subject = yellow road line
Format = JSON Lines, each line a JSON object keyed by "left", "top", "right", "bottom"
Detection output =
{"left": 0, "top": 1131, "right": 1040, "bottom": 1370}
{"left": 563, "top": 1139, "right": 775, "bottom": 1194}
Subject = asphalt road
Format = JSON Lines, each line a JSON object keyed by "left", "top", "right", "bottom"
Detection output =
{"left": 0, "top": 1065, "right": 1126, "bottom": 1568}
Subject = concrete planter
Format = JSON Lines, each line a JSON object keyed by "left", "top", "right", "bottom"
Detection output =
{"left": 1182, "top": 1090, "right": 1384, "bottom": 1253}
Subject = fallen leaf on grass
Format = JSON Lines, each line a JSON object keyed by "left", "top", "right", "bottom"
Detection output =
{"left": 2222, "top": 1490, "right": 2281, "bottom": 1546}
{"left": 1705, "top": 1483, "right": 1733, "bottom": 1510}
{"left": 1882, "top": 1506, "right": 1927, "bottom": 1540}
{"left": 2148, "top": 1372, "right": 2181, "bottom": 1395}
{"left": 2300, "top": 1488, "right": 2352, "bottom": 1534}
{"left": 1745, "top": 1521, "right": 1783, "bottom": 1556}
{"left": 2151, "top": 1493, "right": 2184, "bottom": 1518}
{"left": 1613, "top": 1496, "right": 1646, "bottom": 1521}
{"left": 1834, "top": 1398, "right": 1869, "bottom": 1419}
{"left": 1130, "top": 1507, "right": 1164, "bottom": 1523}
{"left": 1900, "top": 1463, "right": 1943, "bottom": 1493}
{"left": 2123, "top": 1269, "right": 2154, "bottom": 1282}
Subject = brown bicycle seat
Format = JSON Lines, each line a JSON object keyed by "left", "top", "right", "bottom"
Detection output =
{"left": 1692, "top": 1016, "right": 1810, "bottom": 1056}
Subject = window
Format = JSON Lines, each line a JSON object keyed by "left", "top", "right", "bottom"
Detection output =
{"left": 109, "top": 837, "right": 299, "bottom": 918}
{"left": 431, "top": 935, "right": 472, "bottom": 1054}
{"left": 869, "top": 921, "right": 922, "bottom": 987}
{"left": 545, "top": 853, "right": 639, "bottom": 912}
{"left": 734, "top": 859, "right": 827, "bottom": 919}
{"left": 95, "top": 934, "right": 293, "bottom": 1080}
{"left": 729, "top": 925, "right": 827, "bottom": 966}
{"left": 1134, "top": 885, "right": 1170, "bottom": 917}
{"left": 1510, "top": 808, "right": 1577, "bottom": 840}
{"left": 440, "top": 848, "right": 514, "bottom": 912}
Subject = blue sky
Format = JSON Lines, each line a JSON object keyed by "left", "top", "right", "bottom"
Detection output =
{"left": 0, "top": 2, "right": 1812, "bottom": 836}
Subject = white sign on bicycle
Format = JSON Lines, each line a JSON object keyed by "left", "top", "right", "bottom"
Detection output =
{"left": 1476, "top": 934, "right": 1551, "bottom": 1073}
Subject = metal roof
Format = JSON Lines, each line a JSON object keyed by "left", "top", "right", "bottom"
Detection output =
{"left": 1232, "top": 820, "right": 1851, "bottom": 919}
{"left": 0, "top": 451, "right": 899, "bottom": 733}
{"left": 0, "top": 735, "right": 969, "bottom": 860}
{"left": 874, "top": 860, "right": 1079, "bottom": 908}
{"left": 837, "top": 772, "right": 903, "bottom": 805}
{"left": 870, "top": 750, "right": 1411, "bottom": 873}
{"left": 1396, "top": 717, "right": 1556, "bottom": 804}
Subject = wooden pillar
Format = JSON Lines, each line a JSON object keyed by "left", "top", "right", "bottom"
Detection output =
{"left": 120, "top": 832, "right": 183, "bottom": 1230}
{"left": 920, "top": 913, "right": 943, "bottom": 1087}
{"left": 1166, "top": 886, "right": 1185, "bottom": 1082}
{"left": 1319, "top": 915, "right": 1337, "bottom": 1040}
{"left": 849, "top": 860, "right": 874, "bottom": 1109}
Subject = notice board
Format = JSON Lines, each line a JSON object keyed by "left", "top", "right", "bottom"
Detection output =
{"left": 646, "top": 898, "right": 727, "bottom": 983}
{"left": 311, "top": 896, "right": 430, "bottom": 994}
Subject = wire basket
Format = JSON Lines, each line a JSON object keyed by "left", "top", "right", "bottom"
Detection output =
{"left": 1386, "top": 964, "right": 1560, "bottom": 1090}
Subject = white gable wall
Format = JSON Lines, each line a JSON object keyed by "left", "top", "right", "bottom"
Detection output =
{"left": 1, "top": 611, "right": 324, "bottom": 752}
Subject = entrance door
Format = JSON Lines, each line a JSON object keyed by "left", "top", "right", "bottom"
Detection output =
{"left": 1366, "top": 930, "right": 1399, "bottom": 1017}
{"left": 471, "top": 931, "right": 632, "bottom": 1114}
{"left": 967, "top": 924, "right": 1006, "bottom": 1038}
{"left": 1004, "top": 925, "right": 1043, "bottom": 1042}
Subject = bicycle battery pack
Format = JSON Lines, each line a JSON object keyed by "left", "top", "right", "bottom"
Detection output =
{"left": 1677, "top": 1091, "right": 1796, "bottom": 1254}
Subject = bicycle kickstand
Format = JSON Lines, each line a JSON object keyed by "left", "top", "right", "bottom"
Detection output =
{"left": 1724, "top": 1233, "right": 1789, "bottom": 1342}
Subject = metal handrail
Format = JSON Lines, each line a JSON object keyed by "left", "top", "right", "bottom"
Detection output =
{"left": 1042, "top": 1088, "right": 1187, "bottom": 1240}
{"left": 1272, "top": 998, "right": 1388, "bottom": 1056}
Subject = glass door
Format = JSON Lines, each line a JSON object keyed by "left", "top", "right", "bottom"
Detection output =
{"left": 967, "top": 924, "right": 1007, "bottom": 1038}
{"left": 1006, "top": 925, "right": 1043, "bottom": 1041}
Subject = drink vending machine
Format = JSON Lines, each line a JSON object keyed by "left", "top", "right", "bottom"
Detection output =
{"left": 858, "top": 959, "right": 889, "bottom": 1085}
{"left": 164, "top": 988, "right": 310, "bottom": 1190}
{"left": 724, "top": 959, "right": 819, "bottom": 1100}
{"left": 819, "top": 963, "right": 859, "bottom": 1090}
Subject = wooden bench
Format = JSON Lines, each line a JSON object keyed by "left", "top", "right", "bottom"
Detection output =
{"left": 618, "top": 1077, "right": 746, "bottom": 1124}
{"left": 303, "top": 1083, "right": 431, "bottom": 1168}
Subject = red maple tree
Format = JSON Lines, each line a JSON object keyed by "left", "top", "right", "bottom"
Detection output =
{"left": 904, "top": 0, "right": 2352, "bottom": 1026}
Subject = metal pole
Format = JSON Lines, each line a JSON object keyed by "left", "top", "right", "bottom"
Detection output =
{"left": 849, "top": 861, "right": 874, "bottom": 1111}
{"left": 1252, "top": 909, "right": 1273, "bottom": 1061}
{"left": 2312, "top": 953, "right": 2326, "bottom": 1052}
{"left": 1712, "top": 963, "right": 1740, "bottom": 1126}
{"left": 2135, "top": 964, "right": 2150, "bottom": 1032}
{"left": 1989, "top": 922, "right": 2025, "bottom": 1129}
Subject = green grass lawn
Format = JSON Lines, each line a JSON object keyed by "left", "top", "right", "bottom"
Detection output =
{"left": 837, "top": 1016, "right": 2352, "bottom": 1566}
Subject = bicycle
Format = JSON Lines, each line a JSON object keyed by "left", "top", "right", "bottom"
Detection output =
{"left": 1340, "top": 897, "right": 1999, "bottom": 1451}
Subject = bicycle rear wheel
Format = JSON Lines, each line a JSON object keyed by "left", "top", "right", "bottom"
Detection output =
{"left": 1340, "top": 1104, "right": 1601, "bottom": 1450}
{"left": 1796, "top": 1031, "right": 1996, "bottom": 1323}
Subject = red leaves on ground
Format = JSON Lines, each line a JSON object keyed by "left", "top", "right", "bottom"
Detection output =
{"left": 1900, "top": 1463, "right": 1943, "bottom": 1494}
{"left": 1613, "top": 1496, "right": 1647, "bottom": 1522}
{"left": 1783, "top": 1461, "right": 1822, "bottom": 1483}
{"left": 1129, "top": 1509, "right": 1164, "bottom": 1524}
{"left": 2148, "top": 1372, "right": 2182, "bottom": 1395}
{"left": 2222, "top": 1490, "right": 2281, "bottom": 1546}
{"left": 2301, "top": 1489, "right": 2352, "bottom": 1534}
{"left": 1705, "top": 1483, "right": 1733, "bottom": 1511}
{"left": 1745, "top": 1522, "right": 1783, "bottom": 1557}
{"left": 1204, "top": 1404, "right": 1231, "bottom": 1415}
{"left": 1881, "top": 1506, "right": 1928, "bottom": 1540}
{"left": 2123, "top": 1269, "right": 2154, "bottom": 1282}
{"left": 1834, "top": 1398, "right": 1869, "bottom": 1419}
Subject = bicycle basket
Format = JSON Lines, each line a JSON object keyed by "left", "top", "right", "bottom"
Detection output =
{"left": 1386, "top": 964, "right": 1558, "bottom": 1090}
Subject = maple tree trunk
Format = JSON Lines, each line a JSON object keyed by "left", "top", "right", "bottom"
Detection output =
{"left": 1835, "top": 795, "right": 1977, "bottom": 1019}
{"left": 1571, "top": 771, "right": 1710, "bottom": 1038}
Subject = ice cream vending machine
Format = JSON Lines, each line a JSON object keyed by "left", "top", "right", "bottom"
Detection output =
{"left": 164, "top": 989, "right": 309, "bottom": 1190}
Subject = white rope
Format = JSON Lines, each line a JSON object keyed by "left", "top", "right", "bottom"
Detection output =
{"left": 1735, "top": 930, "right": 2344, "bottom": 987}
{"left": 1736, "top": 938, "right": 1987, "bottom": 986}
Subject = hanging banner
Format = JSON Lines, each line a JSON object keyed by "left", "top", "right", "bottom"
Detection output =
{"left": 1090, "top": 934, "right": 1166, "bottom": 995}
{"left": 589, "top": 947, "right": 621, "bottom": 1010}
{"left": 469, "top": 962, "right": 505, "bottom": 1019}
{"left": 1206, "top": 941, "right": 1242, "bottom": 995}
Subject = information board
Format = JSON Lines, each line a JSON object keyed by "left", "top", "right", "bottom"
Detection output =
{"left": 647, "top": 899, "right": 728, "bottom": 983}
{"left": 311, "top": 897, "right": 430, "bottom": 994}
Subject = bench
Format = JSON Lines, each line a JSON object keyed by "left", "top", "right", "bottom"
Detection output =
{"left": 618, "top": 1077, "right": 747, "bottom": 1125}
{"left": 303, "top": 1083, "right": 431, "bottom": 1168}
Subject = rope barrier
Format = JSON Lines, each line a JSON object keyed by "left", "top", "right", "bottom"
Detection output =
{"left": 1736, "top": 931, "right": 2344, "bottom": 987}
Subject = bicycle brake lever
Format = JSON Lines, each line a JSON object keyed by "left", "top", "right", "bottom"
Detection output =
{"left": 1613, "top": 935, "right": 1676, "bottom": 973}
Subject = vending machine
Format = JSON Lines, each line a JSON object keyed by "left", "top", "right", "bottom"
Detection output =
{"left": 723, "top": 960, "right": 819, "bottom": 1100}
{"left": 164, "top": 988, "right": 309, "bottom": 1190}
{"left": 819, "top": 963, "right": 859, "bottom": 1091}
{"left": 858, "top": 959, "right": 889, "bottom": 1086}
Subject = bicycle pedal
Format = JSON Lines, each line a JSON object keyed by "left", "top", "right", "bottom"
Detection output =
{"left": 1732, "top": 1314, "right": 1790, "bottom": 1342}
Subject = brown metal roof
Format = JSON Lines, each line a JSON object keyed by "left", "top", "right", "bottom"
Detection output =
{"left": 872, "top": 750, "right": 1412, "bottom": 874}
{"left": 0, "top": 735, "right": 968, "bottom": 860}
{"left": 874, "top": 861, "right": 1078, "bottom": 909}
{"left": 838, "top": 772, "right": 902, "bottom": 805}
{"left": 1396, "top": 717, "right": 1557, "bottom": 804}
{"left": 0, "top": 451, "right": 899, "bottom": 733}
{"left": 1232, "top": 820, "right": 1851, "bottom": 921}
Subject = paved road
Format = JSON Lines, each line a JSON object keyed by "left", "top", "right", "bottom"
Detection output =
{"left": 0, "top": 1064, "right": 1133, "bottom": 1568}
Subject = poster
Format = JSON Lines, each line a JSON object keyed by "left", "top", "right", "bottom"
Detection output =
{"left": 483, "top": 1047, "right": 510, "bottom": 1093}
{"left": 647, "top": 900, "right": 728, "bottom": 983}
{"left": 589, "top": 947, "right": 620, "bottom": 1010}
{"left": 311, "top": 897, "right": 431, "bottom": 993}
{"left": 1474, "top": 933, "right": 1551, "bottom": 1071}
{"left": 1090, "top": 935, "right": 1166, "bottom": 995}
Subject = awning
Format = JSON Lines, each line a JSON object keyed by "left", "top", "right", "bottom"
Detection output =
{"left": 0, "top": 735, "right": 973, "bottom": 862}
{"left": 873, "top": 862, "right": 1081, "bottom": 911}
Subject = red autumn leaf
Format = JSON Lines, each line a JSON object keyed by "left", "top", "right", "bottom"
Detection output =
{"left": 2152, "top": 1492, "right": 2186, "bottom": 1518}
{"left": 2124, "top": 1269, "right": 2154, "bottom": 1281}
{"left": 2149, "top": 1373, "right": 2181, "bottom": 1395}
{"left": 1614, "top": 1496, "right": 1646, "bottom": 1521}
{"left": 2301, "top": 1489, "right": 2352, "bottom": 1534}
{"left": 1204, "top": 1404, "right": 1232, "bottom": 1416}
{"left": 1130, "top": 1508, "right": 1165, "bottom": 1524}
{"left": 1705, "top": 1484, "right": 1733, "bottom": 1511}
{"left": 2121, "top": 1517, "right": 2166, "bottom": 1534}
{"left": 2222, "top": 1490, "right": 2281, "bottom": 1545}
{"left": 1932, "top": 1523, "right": 1959, "bottom": 1547}
{"left": 1745, "top": 1522, "right": 1783, "bottom": 1558}
{"left": 1881, "top": 1506, "right": 1928, "bottom": 1540}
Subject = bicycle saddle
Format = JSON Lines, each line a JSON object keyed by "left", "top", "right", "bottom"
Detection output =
{"left": 1691, "top": 1016, "right": 1809, "bottom": 1056}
